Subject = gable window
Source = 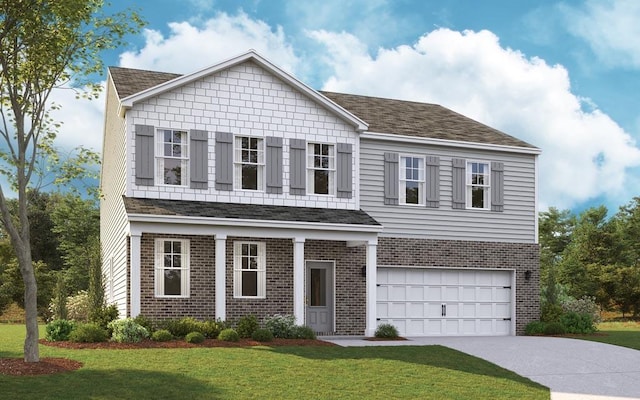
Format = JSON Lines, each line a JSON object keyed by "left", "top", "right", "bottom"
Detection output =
{"left": 400, "top": 155, "right": 425, "bottom": 205}
{"left": 234, "top": 136, "right": 264, "bottom": 190}
{"left": 307, "top": 143, "right": 335, "bottom": 195}
{"left": 467, "top": 161, "right": 490, "bottom": 209}
{"left": 155, "top": 239, "right": 190, "bottom": 297}
{"left": 234, "top": 242, "right": 266, "bottom": 298}
{"left": 157, "top": 129, "right": 188, "bottom": 185}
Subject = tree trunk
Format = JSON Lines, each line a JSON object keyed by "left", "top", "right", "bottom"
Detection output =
{"left": 16, "top": 246, "right": 39, "bottom": 362}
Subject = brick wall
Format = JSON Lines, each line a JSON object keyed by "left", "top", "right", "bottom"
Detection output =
{"left": 377, "top": 237, "right": 540, "bottom": 335}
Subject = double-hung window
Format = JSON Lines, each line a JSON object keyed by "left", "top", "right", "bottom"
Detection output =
{"left": 157, "top": 129, "right": 188, "bottom": 186}
{"left": 155, "top": 239, "right": 190, "bottom": 297}
{"left": 234, "top": 136, "right": 264, "bottom": 190}
{"left": 400, "top": 156, "right": 425, "bottom": 205}
{"left": 308, "top": 143, "right": 335, "bottom": 195}
{"left": 233, "top": 242, "right": 266, "bottom": 298}
{"left": 467, "top": 161, "right": 490, "bottom": 209}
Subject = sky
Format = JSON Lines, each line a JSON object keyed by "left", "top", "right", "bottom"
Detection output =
{"left": 53, "top": 0, "right": 640, "bottom": 214}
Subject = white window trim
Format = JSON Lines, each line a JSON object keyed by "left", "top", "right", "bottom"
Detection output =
{"left": 399, "top": 154, "right": 426, "bottom": 206}
{"left": 233, "top": 241, "right": 266, "bottom": 299}
{"left": 466, "top": 160, "right": 491, "bottom": 210}
{"left": 233, "top": 135, "right": 265, "bottom": 191}
{"left": 307, "top": 142, "right": 336, "bottom": 196}
{"left": 155, "top": 129, "right": 189, "bottom": 187}
{"left": 154, "top": 238, "right": 190, "bottom": 298}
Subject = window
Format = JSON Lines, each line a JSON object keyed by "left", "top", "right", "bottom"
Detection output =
{"left": 467, "top": 161, "right": 490, "bottom": 209}
{"left": 157, "top": 129, "right": 188, "bottom": 185}
{"left": 155, "top": 239, "right": 190, "bottom": 297}
{"left": 234, "top": 242, "right": 266, "bottom": 298}
{"left": 307, "top": 143, "right": 335, "bottom": 195}
{"left": 400, "top": 156, "right": 425, "bottom": 205}
{"left": 234, "top": 136, "right": 264, "bottom": 190}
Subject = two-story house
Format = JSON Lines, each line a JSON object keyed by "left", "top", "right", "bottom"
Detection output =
{"left": 100, "top": 50, "right": 540, "bottom": 337}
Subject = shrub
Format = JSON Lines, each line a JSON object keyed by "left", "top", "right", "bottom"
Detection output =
{"left": 201, "top": 319, "right": 226, "bottom": 338}
{"left": 162, "top": 317, "right": 201, "bottom": 338}
{"left": 69, "top": 323, "right": 109, "bottom": 343}
{"left": 524, "top": 321, "right": 546, "bottom": 335}
{"left": 66, "top": 291, "right": 91, "bottom": 322}
{"left": 543, "top": 321, "right": 566, "bottom": 335}
{"left": 264, "top": 314, "right": 296, "bottom": 338}
{"left": 45, "top": 319, "right": 76, "bottom": 341}
{"left": 236, "top": 315, "right": 259, "bottom": 338}
{"left": 185, "top": 331, "right": 205, "bottom": 344}
{"left": 90, "top": 304, "right": 119, "bottom": 332}
{"left": 151, "top": 329, "right": 173, "bottom": 342}
{"left": 218, "top": 328, "right": 240, "bottom": 342}
{"left": 562, "top": 296, "right": 601, "bottom": 324}
{"left": 561, "top": 312, "right": 596, "bottom": 334}
{"left": 133, "top": 314, "right": 155, "bottom": 334}
{"left": 540, "top": 303, "right": 564, "bottom": 323}
{"left": 109, "top": 318, "right": 149, "bottom": 343}
{"left": 375, "top": 323, "right": 399, "bottom": 339}
{"left": 291, "top": 325, "right": 316, "bottom": 339}
{"left": 251, "top": 328, "right": 274, "bottom": 342}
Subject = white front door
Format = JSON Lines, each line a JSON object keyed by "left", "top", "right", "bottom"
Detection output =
{"left": 306, "top": 261, "right": 334, "bottom": 333}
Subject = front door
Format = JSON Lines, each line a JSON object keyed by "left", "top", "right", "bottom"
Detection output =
{"left": 306, "top": 261, "right": 334, "bottom": 333}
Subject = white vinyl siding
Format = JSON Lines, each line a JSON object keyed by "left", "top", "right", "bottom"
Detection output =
{"left": 154, "top": 239, "right": 190, "bottom": 297}
{"left": 233, "top": 242, "right": 266, "bottom": 298}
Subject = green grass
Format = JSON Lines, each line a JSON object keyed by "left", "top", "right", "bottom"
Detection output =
{"left": 0, "top": 324, "right": 549, "bottom": 400}
{"left": 573, "top": 321, "right": 640, "bottom": 350}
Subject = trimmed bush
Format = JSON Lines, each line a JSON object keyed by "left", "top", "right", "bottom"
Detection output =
{"left": 90, "top": 304, "right": 119, "bottom": 332}
{"left": 561, "top": 312, "right": 596, "bottom": 334}
{"left": 218, "top": 328, "right": 240, "bottom": 342}
{"left": 540, "top": 303, "right": 564, "bottom": 323}
{"left": 251, "top": 328, "right": 274, "bottom": 342}
{"left": 291, "top": 325, "right": 316, "bottom": 340}
{"left": 151, "top": 329, "right": 173, "bottom": 342}
{"left": 45, "top": 319, "right": 76, "bottom": 341}
{"left": 162, "top": 317, "right": 201, "bottom": 338}
{"left": 109, "top": 318, "right": 150, "bottom": 343}
{"left": 524, "top": 321, "right": 546, "bottom": 335}
{"left": 375, "top": 323, "right": 399, "bottom": 339}
{"left": 543, "top": 321, "right": 566, "bottom": 335}
{"left": 200, "top": 319, "right": 226, "bottom": 338}
{"left": 69, "top": 323, "right": 108, "bottom": 343}
{"left": 236, "top": 315, "right": 259, "bottom": 338}
{"left": 185, "top": 331, "right": 205, "bottom": 344}
{"left": 264, "top": 314, "right": 296, "bottom": 338}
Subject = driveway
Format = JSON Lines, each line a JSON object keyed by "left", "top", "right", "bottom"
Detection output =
{"left": 325, "top": 336, "right": 640, "bottom": 400}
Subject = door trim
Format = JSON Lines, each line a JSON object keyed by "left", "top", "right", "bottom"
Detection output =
{"left": 305, "top": 260, "right": 336, "bottom": 333}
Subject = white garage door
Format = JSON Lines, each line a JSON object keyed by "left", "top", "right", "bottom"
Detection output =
{"left": 377, "top": 268, "right": 513, "bottom": 336}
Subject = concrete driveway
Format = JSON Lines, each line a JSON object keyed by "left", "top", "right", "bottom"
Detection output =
{"left": 325, "top": 336, "right": 640, "bottom": 400}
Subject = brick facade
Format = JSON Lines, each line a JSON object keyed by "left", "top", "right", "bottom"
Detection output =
{"left": 377, "top": 237, "right": 540, "bottom": 335}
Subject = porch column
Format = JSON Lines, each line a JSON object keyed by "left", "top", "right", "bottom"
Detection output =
{"left": 293, "top": 237, "right": 305, "bottom": 325}
{"left": 365, "top": 239, "right": 378, "bottom": 337}
{"left": 130, "top": 233, "right": 142, "bottom": 318}
{"left": 215, "top": 234, "right": 227, "bottom": 321}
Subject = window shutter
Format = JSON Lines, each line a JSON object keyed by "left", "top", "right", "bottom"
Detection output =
{"left": 425, "top": 156, "right": 440, "bottom": 208}
{"left": 336, "top": 143, "right": 353, "bottom": 199}
{"left": 190, "top": 129, "right": 208, "bottom": 189}
{"left": 289, "top": 139, "right": 306, "bottom": 195}
{"left": 265, "top": 137, "right": 283, "bottom": 194}
{"left": 491, "top": 161, "right": 504, "bottom": 212}
{"left": 452, "top": 158, "right": 466, "bottom": 209}
{"left": 215, "top": 132, "right": 233, "bottom": 191}
{"left": 134, "top": 124, "right": 155, "bottom": 186}
{"left": 384, "top": 152, "right": 399, "bottom": 205}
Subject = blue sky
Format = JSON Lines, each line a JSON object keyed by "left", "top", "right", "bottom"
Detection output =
{"left": 58, "top": 0, "right": 640, "bottom": 214}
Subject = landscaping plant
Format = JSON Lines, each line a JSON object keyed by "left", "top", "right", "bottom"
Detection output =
{"left": 251, "top": 328, "right": 274, "bottom": 342}
{"left": 69, "top": 323, "right": 109, "bottom": 343}
{"left": 218, "top": 328, "right": 240, "bottom": 342}
{"left": 236, "top": 315, "right": 259, "bottom": 338}
{"left": 375, "top": 323, "right": 400, "bottom": 339}
{"left": 109, "top": 318, "right": 149, "bottom": 343}
{"left": 185, "top": 331, "right": 205, "bottom": 344}
{"left": 45, "top": 319, "right": 76, "bottom": 342}
{"left": 264, "top": 314, "right": 296, "bottom": 338}
{"left": 151, "top": 329, "right": 173, "bottom": 342}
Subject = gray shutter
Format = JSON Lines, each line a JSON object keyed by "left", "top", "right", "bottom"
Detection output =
{"left": 452, "top": 158, "right": 466, "bottom": 209}
{"left": 190, "top": 129, "right": 208, "bottom": 189}
{"left": 135, "top": 124, "right": 155, "bottom": 186}
{"left": 384, "top": 152, "right": 399, "bottom": 205}
{"left": 336, "top": 143, "right": 352, "bottom": 199}
{"left": 425, "top": 156, "right": 440, "bottom": 208}
{"left": 289, "top": 139, "right": 306, "bottom": 195}
{"left": 265, "top": 137, "right": 283, "bottom": 194}
{"left": 215, "top": 132, "right": 233, "bottom": 191}
{"left": 491, "top": 161, "right": 504, "bottom": 212}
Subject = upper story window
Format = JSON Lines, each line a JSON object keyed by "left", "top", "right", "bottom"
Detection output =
{"left": 467, "top": 161, "right": 490, "bottom": 209}
{"left": 233, "top": 241, "right": 266, "bottom": 298}
{"left": 156, "top": 129, "right": 188, "bottom": 186}
{"left": 307, "top": 143, "right": 335, "bottom": 195}
{"left": 400, "top": 155, "right": 425, "bottom": 205}
{"left": 154, "top": 239, "right": 190, "bottom": 297}
{"left": 234, "top": 136, "right": 264, "bottom": 190}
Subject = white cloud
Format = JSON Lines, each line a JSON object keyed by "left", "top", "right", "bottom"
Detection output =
{"left": 310, "top": 28, "right": 640, "bottom": 209}
{"left": 561, "top": 0, "right": 640, "bottom": 68}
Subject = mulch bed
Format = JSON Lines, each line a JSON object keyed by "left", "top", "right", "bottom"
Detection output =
{"left": 0, "top": 357, "right": 83, "bottom": 376}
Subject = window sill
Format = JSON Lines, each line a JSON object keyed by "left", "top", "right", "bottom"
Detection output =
{"left": 233, "top": 296, "right": 266, "bottom": 300}
{"left": 154, "top": 295, "right": 190, "bottom": 299}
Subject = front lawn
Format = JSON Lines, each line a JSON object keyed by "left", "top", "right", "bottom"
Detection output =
{"left": 0, "top": 324, "right": 549, "bottom": 399}
{"left": 574, "top": 321, "right": 640, "bottom": 350}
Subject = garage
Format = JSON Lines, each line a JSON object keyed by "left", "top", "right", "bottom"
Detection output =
{"left": 377, "top": 267, "right": 514, "bottom": 336}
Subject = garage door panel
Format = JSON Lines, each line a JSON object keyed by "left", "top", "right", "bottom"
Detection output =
{"left": 425, "top": 286, "right": 442, "bottom": 301}
{"left": 426, "top": 303, "right": 443, "bottom": 318}
{"left": 389, "top": 285, "right": 407, "bottom": 300}
{"left": 496, "top": 288, "right": 511, "bottom": 302}
{"left": 462, "top": 287, "right": 476, "bottom": 301}
{"left": 462, "top": 303, "right": 476, "bottom": 317}
{"left": 443, "top": 287, "right": 459, "bottom": 301}
{"left": 477, "top": 303, "right": 493, "bottom": 318}
{"left": 493, "top": 272, "right": 511, "bottom": 286}
{"left": 442, "top": 271, "right": 460, "bottom": 285}
{"left": 377, "top": 285, "right": 389, "bottom": 301}
{"left": 478, "top": 287, "right": 493, "bottom": 301}
{"left": 407, "top": 286, "right": 425, "bottom": 301}
{"left": 407, "top": 302, "right": 425, "bottom": 318}
{"left": 495, "top": 303, "right": 511, "bottom": 318}
{"left": 390, "top": 302, "right": 406, "bottom": 317}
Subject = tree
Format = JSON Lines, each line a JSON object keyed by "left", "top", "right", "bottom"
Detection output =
{"left": 0, "top": 0, "right": 142, "bottom": 362}
{"left": 538, "top": 208, "right": 575, "bottom": 305}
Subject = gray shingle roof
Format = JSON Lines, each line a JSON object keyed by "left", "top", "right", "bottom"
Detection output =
{"left": 108, "top": 66, "right": 536, "bottom": 148}
{"left": 124, "top": 197, "right": 381, "bottom": 226}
